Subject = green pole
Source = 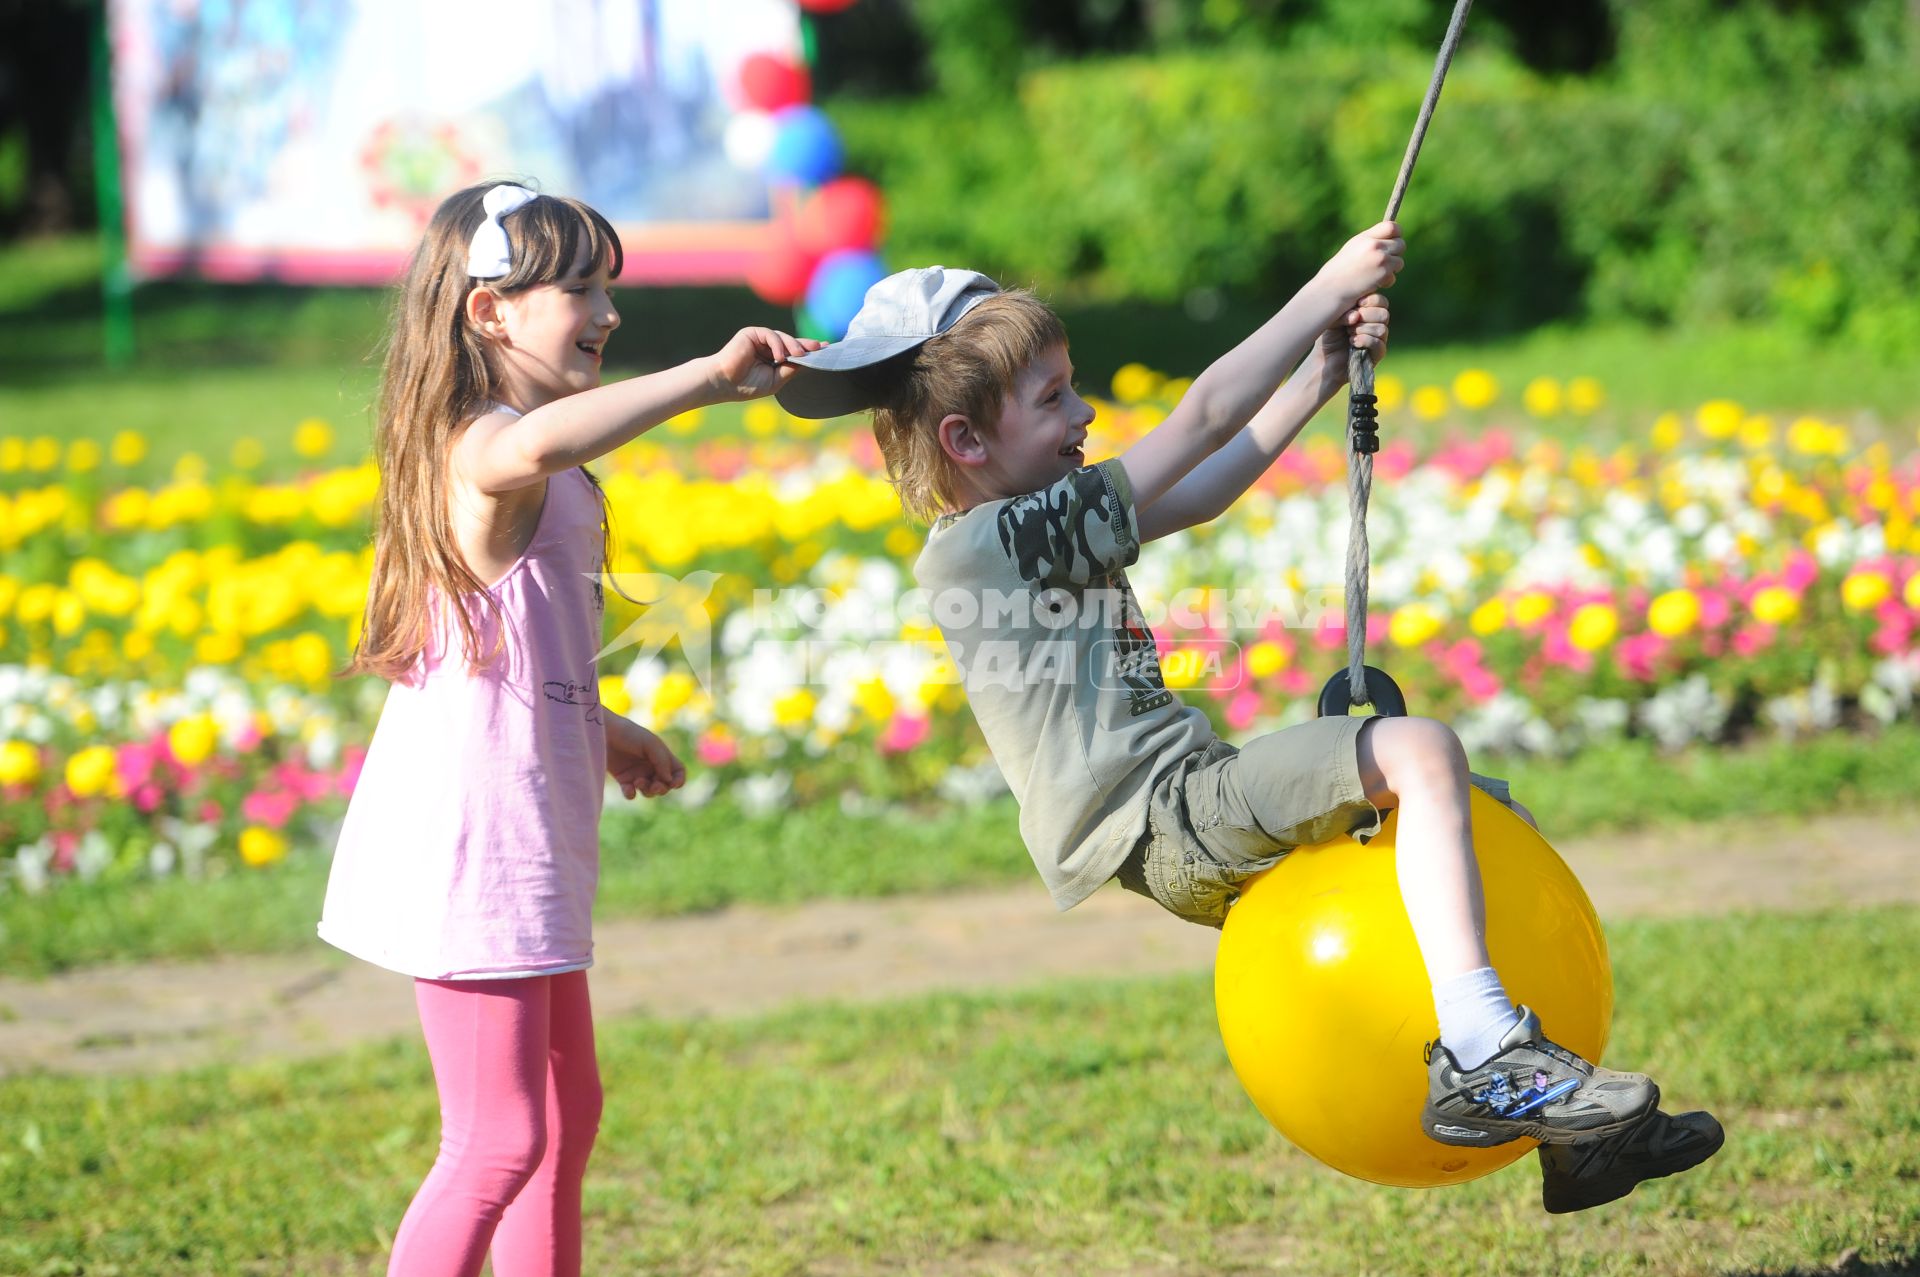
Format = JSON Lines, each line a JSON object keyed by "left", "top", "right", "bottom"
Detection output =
{"left": 791, "top": 13, "right": 820, "bottom": 337}
{"left": 90, "top": 2, "right": 135, "bottom": 368}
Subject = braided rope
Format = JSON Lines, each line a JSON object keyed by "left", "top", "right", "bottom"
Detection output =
{"left": 1344, "top": 0, "right": 1474, "bottom": 704}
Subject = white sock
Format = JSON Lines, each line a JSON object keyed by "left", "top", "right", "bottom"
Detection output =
{"left": 1434, "top": 966, "right": 1524, "bottom": 1070}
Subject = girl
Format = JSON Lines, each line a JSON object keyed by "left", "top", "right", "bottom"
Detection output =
{"left": 319, "top": 180, "right": 818, "bottom": 1277}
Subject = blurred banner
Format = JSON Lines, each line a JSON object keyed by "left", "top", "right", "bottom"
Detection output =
{"left": 107, "top": 0, "right": 802, "bottom": 284}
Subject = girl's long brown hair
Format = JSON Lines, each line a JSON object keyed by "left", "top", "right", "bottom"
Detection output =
{"left": 347, "top": 180, "right": 624, "bottom": 682}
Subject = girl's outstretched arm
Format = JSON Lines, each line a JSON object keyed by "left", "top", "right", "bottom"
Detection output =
{"left": 1136, "top": 294, "right": 1389, "bottom": 542}
{"left": 457, "top": 327, "right": 821, "bottom": 493}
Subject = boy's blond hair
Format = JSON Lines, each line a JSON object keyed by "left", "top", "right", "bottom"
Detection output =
{"left": 870, "top": 290, "right": 1067, "bottom": 523}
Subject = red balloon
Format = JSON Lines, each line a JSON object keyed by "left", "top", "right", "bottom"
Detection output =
{"left": 738, "top": 53, "right": 811, "bottom": 113}
{"left": 796, "top": 177, "right": 885, "bottom": 256}
{"left": 798, "top": 0, "right": 859, "bottom": 10}
{"left": 747, "top": 227, "right": 819, "bottom": 306}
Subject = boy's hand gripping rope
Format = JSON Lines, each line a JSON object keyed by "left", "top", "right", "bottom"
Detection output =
{"left": 1336, "top": 0, "right": 1474, "bottom": 713}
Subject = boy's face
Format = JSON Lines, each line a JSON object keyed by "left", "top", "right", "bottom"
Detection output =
{"left": 970, "top": 343, "right": 1096, "bottom": 500}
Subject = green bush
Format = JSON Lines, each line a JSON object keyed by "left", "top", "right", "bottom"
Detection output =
{"left": 829, "top": 0, "right": 1920, "bottom": 341}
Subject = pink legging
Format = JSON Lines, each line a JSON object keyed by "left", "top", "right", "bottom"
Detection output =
{"left": 388, "top": 971, "right": 603, "bottom": 1277}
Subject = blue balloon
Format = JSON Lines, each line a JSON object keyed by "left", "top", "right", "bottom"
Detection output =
{"left": 805, "top": 250, "right": 889, "bottom": 340}
{"left": 765, "top": 107, "right": 844, "bottom": 186}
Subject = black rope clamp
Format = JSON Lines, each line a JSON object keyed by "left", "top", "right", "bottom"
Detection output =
{"left": 1347, "top": 391, "right": 1380, "bottom": 455}
{"left": 1316, "top": 665, "right": 1409, "bottom": 719}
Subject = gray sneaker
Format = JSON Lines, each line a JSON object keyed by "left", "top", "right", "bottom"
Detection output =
{"left": 1539, "top": 1108, "right": 1725, "bottom": 1214}
{"left": 1421, "top": 1006, "right": 1659, "bottom": 1147}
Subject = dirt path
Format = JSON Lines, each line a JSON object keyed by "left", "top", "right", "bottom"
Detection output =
{"left": 2, "top": 808, "right": 1914, "bottom": 1078}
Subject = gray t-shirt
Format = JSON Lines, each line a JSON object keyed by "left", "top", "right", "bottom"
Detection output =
{"left": 915, "top": 461, "right": 1217, "bottom": 909}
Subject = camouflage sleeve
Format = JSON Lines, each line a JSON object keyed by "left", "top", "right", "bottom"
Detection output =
{"left": 991, "top": 461, "right": 1140, "bottom": 587}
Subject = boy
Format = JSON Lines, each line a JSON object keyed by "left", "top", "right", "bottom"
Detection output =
{"left": 774, "top": 226, "right": 1721, "bottom": 1211}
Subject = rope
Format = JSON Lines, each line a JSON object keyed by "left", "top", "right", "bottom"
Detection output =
{"left": 1344, "top": 0, "right": 1474, "bottom": 705}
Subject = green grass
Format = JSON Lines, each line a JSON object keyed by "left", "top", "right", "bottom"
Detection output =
{"left": 4, "top": 725, "right": 1919, "bottom": 978}
{"left": 0, "top": 907, "right": 1914, "bottom": 1275}
{"left": 4, "top": 234, "right": 1914, "bottom": 472}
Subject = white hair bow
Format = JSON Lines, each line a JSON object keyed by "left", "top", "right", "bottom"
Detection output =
{"left": 467, "top": 185, "right": 538, "bottom": 279}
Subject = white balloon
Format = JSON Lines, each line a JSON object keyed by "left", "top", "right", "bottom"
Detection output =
{"left": 723, "top": 111, "right": 778, "bottom": 172}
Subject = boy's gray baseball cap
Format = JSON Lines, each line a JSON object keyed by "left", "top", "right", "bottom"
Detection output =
{"left": 776, "top": 266, "right": 1000, "bottom": 419}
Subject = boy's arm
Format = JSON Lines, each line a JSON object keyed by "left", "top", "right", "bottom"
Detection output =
{"left": 455, "top": 327, "right": 820, "bottom": 494}
{"left": 1136, "top": 293, "right": 1388, "bottom": 543}
{"left": 1116, "top": 222, "right": 1401, "bottom": 511}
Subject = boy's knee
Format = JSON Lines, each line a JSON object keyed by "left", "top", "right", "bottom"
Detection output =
{"left": 1365, "top": 715, "right": 1466, "bottom": 787}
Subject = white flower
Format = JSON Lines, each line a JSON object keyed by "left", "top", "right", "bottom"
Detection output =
{"left": 735, "top": 770, "right": 791, "bottom": 817}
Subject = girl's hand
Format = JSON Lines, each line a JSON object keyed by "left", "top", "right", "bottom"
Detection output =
{"left": 707, "top": 327, "right": 826, "bottom": 401}
{"left": 1316, "top": 222, "right": 1404, "bottom": 302}
{"left": 1317, "top": 293, "right": 1391, "bottom": 371}
{"left": 605, "top": 713, "right": 686, "bottom": 799}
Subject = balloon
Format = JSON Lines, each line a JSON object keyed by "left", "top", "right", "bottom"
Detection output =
{"left": 798, "top": 0, "right": 859, "bottom": 10}
{"left": 747, "top": 227, "right": 819, "bottom": 307}
{"left": 804, "top": 249, "right": 888, "bottom": 339}
{"left": 738, "top": 53, "right": 811, "bottom": 113}
{"left": 722, "top": 111, "right": 778, "bottom": 173}
{"left": 765, "top": 106, "right": 843, "bottom": 186}
{"left": 796, "top": 177, "right": 885, "bottom": 256}
{"left": 1213, "top": 789, "right": 1613, "bottom": 1188}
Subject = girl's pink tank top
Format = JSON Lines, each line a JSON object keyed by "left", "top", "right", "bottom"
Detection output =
{"left": 319, "top": 464, "right": 609, "bottom": 979}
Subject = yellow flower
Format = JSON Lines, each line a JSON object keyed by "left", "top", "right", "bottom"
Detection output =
{"left": 652, "top": 671, "right": 697, "bottom": 721}
{"left": 67, "top": 439, "right": 103, "bottom": 473}
{"left": 1451, "top": 369, "right": 1498, "bottom": 410}
{"left": 1738, "top": 415, "right": 1775, "bottom": 450}
{"left": 173, "top": 453, "right": 208, "bottom": 483}
{"left": 1697, "top": 401, "right": 1742, "bottom": 440}
{"left": 666, "top": 407, "right": 704, "bottom": 436}
{"left": 743, "top": 402, "right": 781, "bottom": 438}
{"left": 231, "top": 437, "right": 266, "bottom": 469}
{"left": 1245, "top": 640, "right": 1290, "bottom": 679}
{"left": 65, "top": 745, "right": 118, "bottom": 798}
{"left": 50, "top": 590, "right": 86, "bottom": 637}
{"left": 1511, "top": 591, "right": 1555, "bottom": 628}
{"left": 1522, "top": 377, "right": 1562, "bottom": 417}
{"left": 110, "top": 430, "right": 148, "bottom": 466}
{"left": 1841, "top": 571, "right": 1892, "bottom": 613}
{"left": 0, "top": 740, "right": 41, "bottom": 787}
{"left": 1751, "top": 586, "right": 1800, "bottom": 626}
{"left": 772, "top": 688, "right": 817, "bottom": 729}
{"left": 293, "top": 418, "right": 334, "bottom": 458}
{"left": 239, "top": 826, "right": 289, "bottom": 867}
{"left": 1410, "top": 386, "right": 1449, "bottom": 420}
{"left": 1906, "top": 573, "right": 1920, "bottom": 611}
{"left": 883, "top": 526, "right": 921, "bottom": 558}
{"left": 1567, "top": 603, "right": 1619, "bottom": 652}
{"left": 1650, "top": 412, "right": 1685, "bottom": 451}
{"left": 1468, "top": 597, "right": 1508, "bottom": 636}
{"left": 1646, "top": 589, "right": 1702, "bottom": 638}
{"left": 599, "top": 675, "right": 633, "bottom": 717}
{"left": 0, "top": 438, "right": 23, "bottom": 471}
{"left": 168, "top": 714, "right": 220, "bottom": 766}
{"left": 26, "top": 437, "right": 61, "bottom": 471}
{"left": 1110, "top": 363, "right": 1163, "bottom": 404}
{"left": 853, "top": 675, "right": 894, "bottom": 723}
{"left": 1373, "top": 374, "right": 1405, "bottom": 413}
{"left": 1565, "top": 376, "right": 1605, "bottom": 415}
{"left": 1388, "top": 602, "right": 1445, "bottom": 648}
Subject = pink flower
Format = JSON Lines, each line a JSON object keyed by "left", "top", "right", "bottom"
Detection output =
{"left": 335, "top": 746, "right": 368, "bottom": 797}
{"left": 1696, "top": 589, "right": 1732, "bottom": 630}
{"left": 133, "top": 783, "right": 164, "bottom": 813}
{"left": 1782, "top": 550, "right": 1819, "bottom": 592}
{"left": 1541, "top": 627, "right": 1593, "bottom": 673}
{"left": 233, "top": 720, "right": 264, "bottom": 752}
{"left": 1224, "top": 690, "right": 1262, "bottom": 732}
{"left": 1731, "top": 624, "right": 1774, "bottom": 657}
{"left": 198, "top": 800, "right": 223, "bottom": 823}
{"left": 695, "top": 731, "right": 739, "bottom": 768}
{"left": 1614, "top": 632, "right": 1668, "bottom": 683}
{"left": 878, "top": 713, "right": 930, "bottom": 755}
{"left": 241, "top": 789, "right": 300, "bottom": 829}
{"left": 116, "top": 740, "right": 163, "bottom": 792}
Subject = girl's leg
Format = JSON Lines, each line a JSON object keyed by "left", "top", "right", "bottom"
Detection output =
{"left": 491, "top": 969, "right": 604, "bottom": 1277}
{"left": 388, "top": 977, "right": 553, "bottom": 1277}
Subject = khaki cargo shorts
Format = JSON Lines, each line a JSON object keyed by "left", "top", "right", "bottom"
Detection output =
{"left": 1114, "top": 716, "right": 1518, "bottom": 928}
